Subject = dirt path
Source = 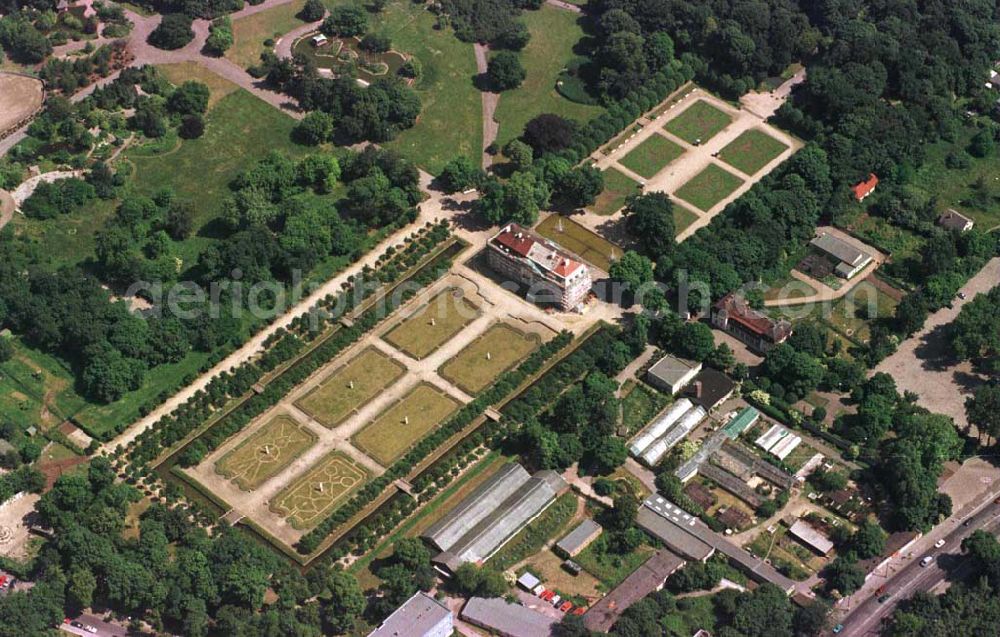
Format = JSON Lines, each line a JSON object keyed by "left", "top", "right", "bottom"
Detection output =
{"left": 275, "top": 15, "right": 325, "bottom": 59}
{"left": 545, "top": 0, "right": 582, "bottom": 12}
{"left": 474, "top": 43, "right": 500, "bottom": 169}
{"left": 0, "top": 190, "right": 13, "bottom": 230}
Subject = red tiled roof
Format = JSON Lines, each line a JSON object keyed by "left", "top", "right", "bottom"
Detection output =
{"left": 492, "top": 223, "right": 585, "bottom": 279}
{"left": 493, "top": 225, "right": 535, "bottom": 257}
{"left": 851, "top": 173, "right": 878, "bottom": 201}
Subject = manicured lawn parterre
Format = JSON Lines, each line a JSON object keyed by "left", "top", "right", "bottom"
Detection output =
{"left": 664, "top": 100, "right": 732, "bottom": 145}
{"left": 589, "top": 166, "right": 641, "bottom": 216}
{"left": 215, "top": 414, "right": 317, "bottom": 490}
{"left": 492, "top": 6, "right": 604, "bottom": 147}
{"left": 673, "top": 204, "right": 700, "bottom": 237}
{"left": 618, "top": 133, "right": 685, "bottom": 179}
{"left": 270, "top": 450, "right": 370, "bottom": 530}
{"left": 295, "top": 347, "right": 406, "bottom": 428}
{"left": 379, "top": 0, "right": 482, "bottom": 173}
{"left": 351, "top": 383, "right": 460, "bottom": 466}
{"left": 674, "top": 163, "right": 744, "bottom": 212}
{"left": 383, "top": 288, "right": 480, "bottom": 359}
{"left": 227, "top": 0, "right": 307, "bottom": 69}
{"left": 718, "top": 128, "right": 789, "bottom": 176}
{"left": 535, "top": 214, "right": 621, "bottom": 272}
{"left": 439, "top": 323, "right": 541, "bottom": 395}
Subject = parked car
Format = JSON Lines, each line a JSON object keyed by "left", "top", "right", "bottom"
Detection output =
{"left": 920, "top": 556, "right": 934, "bottom": 567}
{"left": 878, "top": 593, "right": 891, "bottom": 603}
{"left": 935, "top": 539, "right": 946, "bottom": 548}
{"left": 559, "top": 601, "right": 573, "bottom": 613}
{"left": 84, "top": 626, "right": 98, "bottom": 634}
{"left": 832, "top": 625, "right": 844, "bottom": 634}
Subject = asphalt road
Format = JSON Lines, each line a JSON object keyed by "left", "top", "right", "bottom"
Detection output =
{"left": 60, "top": 613, "right": 128, "bottom": 637}
{"left": 834, "top": 499, "right": 1000, "bottom": 636}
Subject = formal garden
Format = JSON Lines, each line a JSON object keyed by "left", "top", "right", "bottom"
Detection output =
{"left": 214, "top": 414, "right": 317, "bottom": 490}
{"left": 535, "top": 214, "right": 620, "bottom": 272}
{"left": 619, "top": 133, "right": 686, "bottom": 180}
{"left": 270, "top": 450, "right": 371, "bottom": 530}
{"left": 674, "top": 163, "right": 745, "bottom": 211}
{"left": 382, "top": 288, "right": 481, "bottom": 360}
{"left": 663, "top": 99, "right": 733, "bottom": 145}
{"left": 292, "top": 33, "right": 409, "bottom": 83}
{"left": 718, "top": 128, "right": 790, "bottom": 176}
{"left": 295, "top": 347, "right": 406, "bottom": 428}
{"left": 438, "top": 323, "right": 542, "bottom": 395}
{"left": 351, "top": 383, "right": 461, "bottom": 466}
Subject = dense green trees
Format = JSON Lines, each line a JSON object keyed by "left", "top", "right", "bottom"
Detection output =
{"left": 966, "top": 385, "right": 1000, "bottom": 444}
{"left": 299, "top": 0, "right": 325, "bottom": 22}
{"left": 321, "top": 5, "right": 367, "bottom": 37}
{"left": 437, "top": 156, "right": 484, "bottom": 193}
{"left": 950, "top": 285, "right": 1000, "bottom": 367}
{"left": 203, "top": 16, "right": 233, "bottom": 56}
{"left": 522, "top": 114, "right": 576, "bottom": 155}
{"left": 0, "top": 13, "right": 52, "bottom": 63}
{"left": 439, "top": 0, "right": 532, "bottom": 49}
{"left": 21, "top": 178, "right": 95, "bottom": 219}
{"left": 148, "top": 13, "right": 195, "bottom": 50}
{"left": 622, "top": 192, "right": 675, "bottom": 261}
{"left": 486, "top": 50, "right": 526, "bottom": 91}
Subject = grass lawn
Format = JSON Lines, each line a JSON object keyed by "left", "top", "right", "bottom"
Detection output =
{"left": 674, "top": 163, "right": 744, "bottom": 212}
{"left": 673, "top": 204, "right": 700, "bottom": 237}
{"left": 227, "top": 0, "right": 307, "bottom": 69}
{"left": 270, "top": 450, "right": 370, "bottom": 530}
{"left": 847, "top": 213, "right": 926, "bottom": 260}
{"left": 128, "top": 89, "right": 308, "bottom": 265}
{"left": 664, "top": 100, "right": 732, "bottom": 145}
{"left": 215, "top": 415, "right": 317, "bottom": 490}
{"left": 379, "top": 0, "right": 481, "bottom": 173}
{"left": 535, "top": 214, "right": 621, "bottom": 272}
{"left": 439, "top": 323, "right": 541, "bottom": 395}
{"left": 620, "top": 381, "right": 670, "bottom": 438}
{"left": 352, "top": 383, "right": 460, "bottom": 466}
{"left": 618, "top": 133, "right": 685, "bottom": 179}
{"left": 157, "top": 62, "right": 240, "bottom": 108}
{"left": 718, "top": 128, "right": 789, "bottom": 176}
{"left": 295, "top": 347, "right": 406, "bottom": 428}
{"left": 589, "top": 167, "right": 640, "bottom": 216}
{"left": 824, "top": 281, "right": 899, "bottom": 343}
{"left": 0, "top": 337, "right": 85, "bottom": 431}
{"left": 662, "top": 596, "right": 719, "bottom": 636}
{"left": 383, "top": 288, "right": 480, "bottom": 359}
{"left": 493, "top": 6, "right": 603, "bottom": 147}
{"left": 763, "top": 274, "right": 818, "bottom": 302}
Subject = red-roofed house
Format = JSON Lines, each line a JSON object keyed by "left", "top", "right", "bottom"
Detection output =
{"left": 488, "top": 223, "right": 592, "bottom": 310}
{"left": 851, "top": 173, "right": 879, "bottom": 201}
{"left": 711, "top": 293, "right": 792, "bottom": 353}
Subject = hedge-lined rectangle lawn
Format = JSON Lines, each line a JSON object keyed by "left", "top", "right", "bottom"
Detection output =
{"left": 590, "top": 167, "right": 641, "bottom": 216}
{"left": 535, "top": 214, "right": 619, "bottom": 272}
{"left": 270, "top": 451, "right": 370, "bottom": 530}
{"left": 215, "top": 414, "right": 317, "bottom": 490}
{"left": 352, "top": 383, "right": 460, "bottom": 466}
{"left": 619, "top": 133, "right": 685, "bottom": 179}
{"left": 295, "top": 347, "right": 406, "bottom": 428}
{"left": 718, "top": 128, "right": 789, "bottom": 176}
{"left": 664, "top": 100, "right": 732, "bottom": 145}
{"left": 674, "top": 164, "right": 744, "bottom": 211}
{"left": 439, "top": 323, "right": 541, "bottom": 394}
{"left": 673, "top": 204, "right": 700, "bottom": 237}
{"left": 383, "top": 288, "right": 480, "bottom": 359}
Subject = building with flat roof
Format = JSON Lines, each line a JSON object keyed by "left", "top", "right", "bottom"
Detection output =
{"left": 487, "top": 223, "right": 592, "bottom": 311}
{"left": 646, "top": 354, "right": 702, "bottom": 395}
{"left": 810, "top": 232, "right": 873, "bottom": 279}
{"left": 711, "top": 293, "right": 792, "bottom": 353}
{"left": 368, "top": 592, "right": 453, "bottom": 637}
{"left": 684, "top": 368, "right": 736, "bottom": 413}
{"left": 583, "top": 550, "right": 685, "bottom": 633}
{"left": 555, "top": 519, "right": 602, "bottom": 558}
{"left": 938, "top": 209, "right": 975, "bottom": 232}
{"left": 788, "top": 519, "right": 834, "bottom": 556}
{"left": 423, "top": 463, "right": 566, "bottom": 573}
{"left": 460, "top": 597, "right": 557, "bottom": 637}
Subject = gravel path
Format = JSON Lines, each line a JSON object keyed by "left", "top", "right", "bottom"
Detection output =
{"left": 474, "top": 42, "right": 500, "bottom": 168}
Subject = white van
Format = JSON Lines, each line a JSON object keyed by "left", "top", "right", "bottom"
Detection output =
{"left": 920, "top": 556, "right": 934, "bottom": 567}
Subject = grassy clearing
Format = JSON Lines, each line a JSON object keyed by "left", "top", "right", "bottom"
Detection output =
{"left": 589, "top": 167, "right": 640, "bottom": 216}
{"left": 718, "top": 128, "right": 788, "bottom": 176}
{"left": 439, "top": 323, "right": 540, "bottom": 395}
{"left": 909, "top": 123, "right": 1000, "bottom": 229}
{"left": 352, "top": 383, "right": 460, "bottom": 466}
{"left": 575, "top": 535, "right": 656, "bottom": 589}
{"left": 157, "top": 62, "right": 240, "bottom": 108}
{"left": 295, "top": 347, "right": 406, "bottom": 428}
{"left": 763, "top": 274, "right": 818, "bottom": 302}
{"left": 0, "top": 338, "right": 85, "bottom": 431}
{"left": 379, "top": 0, "right": 481, "bottom": 173}
{"left": 215, "top": 415, "right": 317, "bottom": 490}
{"left": 493, "top": 6, "right": 603, "bottom": 147}
{"left": 664, "top": 100, "right": 732, "bottom": 145}
{"left": 674, "top": 163, "right": 744, "bottom": 212}
{"left": 383, "top": 288, "right": 480, "bottom": 360}
{"left": 535, "top": 214, "right": 621, "bottom": 272}
{"left": 227, "top": 0, "right": 307, "bottom": 69}
{"left": 620, "top": 381, "right": 670, "bottom": 438}
{"left": 618, "top": 133, "right": 685, "bottom": 179}
{"left": 270, "top": 450, "right": 370, "bottom": 530}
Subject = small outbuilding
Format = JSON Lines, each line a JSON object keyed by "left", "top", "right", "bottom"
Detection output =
{"left": 787, "top": 519, "right": 834, "bottom": 556}
{"left": 311, "top": 33, "right": 329, "bottom": 47}
{"left": 646, "top": 354, "right": 702, "bottom": 395}
{"left": 938, "top": 209, "right": 975, "bottom": 232}
{"left": 555, "top": 519, "right": 602, "bottom": 558}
